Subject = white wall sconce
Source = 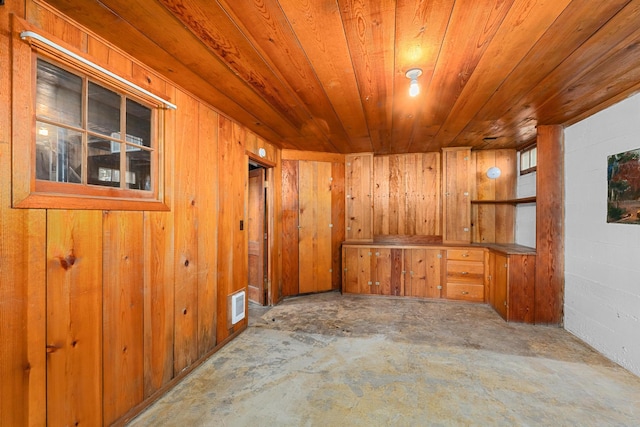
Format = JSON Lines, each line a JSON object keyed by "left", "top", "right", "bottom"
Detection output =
{"left": 405, "top": 68, "right": 423, "bottom": 97}
{"left": 486, "top": 166, "right": 501, "bottom": 179}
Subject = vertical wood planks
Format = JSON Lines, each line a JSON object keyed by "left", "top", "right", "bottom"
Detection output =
{"left": 281, "top": 160, "right": 299, "bottom": 296}
{"left": 535, "top": 125, "right": 564, "bottom": 325}
{"left": 442, "top": 148, "right": 471, "bottom": 243}
{"left": 196, "top": 105, "right": 219, "bottom": 356}
{"left": 331, "top": 162, "right": 346, "bottom": 290}
{"left": 173, "top": 90, "right": 199, "bottom": 373}
{"left": 345, "top": 153, "right": 373, "bottom": 241}
{"left": 47, "top": 210, "right": 103, "bottom": 426}
{"left": 102, "top": 211, "right": 144, "bottom": 426}
{"left": 143, "top": 86, "right": 176, "bottom": 397}
{"left": 373, "top": 153, "right": 441, "bottom": 236}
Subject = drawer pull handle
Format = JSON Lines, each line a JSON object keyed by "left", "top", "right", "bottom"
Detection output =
{"left": 461, "top": 271, "right": 468, "bottom": 275}
{"left": 462, "top": 254, "right": 469, "bottom": 257}
{"left": 461, "top": 291, "right": 469, "bottom": 295}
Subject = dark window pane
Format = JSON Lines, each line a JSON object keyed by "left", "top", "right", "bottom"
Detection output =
{"left": 126, "top": 98, "right": 152, "bottom": 149}
{"left": 126, "top": 149, "right": 151, "bottom": 190}
{"left": 88, "top": 82, "right": 121, "bottom": 137}
{"left": 88, "top": 136, "right": 120, "bottom": 187}
{"left": 36, "top": 60, "right": 82, "bottom": 127}
{"left": 35, "top": 121, "right": 82, "bottom": 183}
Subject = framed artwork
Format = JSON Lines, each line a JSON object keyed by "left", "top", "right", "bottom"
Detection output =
{"left": 607, "top": 147, "right": 640, "bottom": 224}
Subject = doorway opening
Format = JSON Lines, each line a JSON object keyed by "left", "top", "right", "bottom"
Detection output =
{"left": 247, "top": 159, "right": 271, "bottom": 307}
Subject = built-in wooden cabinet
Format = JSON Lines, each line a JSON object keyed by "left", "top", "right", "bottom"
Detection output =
{"left": 442, "top": 147, "right": 472, "bottom": 244}
{"left": 343, "top": 246, "right": 401, "bottom": 295}
{"left": 343, "top": 243, "right": 483, "bottom": 302}
{"left": 404, "top": 248, "right": 443, "bottom": 298}
{"left": 445, "top": 249, "right": 485, "bottom": 302}
{"left": 487, "top": 246, "right": 536, "bottom": 323}
{"left": 345, "top": 153, "right": 374, "bottom": 241}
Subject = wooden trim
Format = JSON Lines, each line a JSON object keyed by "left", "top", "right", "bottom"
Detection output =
{"left": 282, "top": 149, "right": 345, "bottom": 163}
{"left": 246, "top": 150, "right": 276, "bottom": 167}
{"left": 535, "top": 125, "right": 564, "bottom": 325}
{"left": 471, "top": 197, "right": 536, "bottom": 205}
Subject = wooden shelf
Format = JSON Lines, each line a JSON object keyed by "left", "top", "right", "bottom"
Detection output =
{"left": 471, "top": 197, "right": 536, "bottom": 205}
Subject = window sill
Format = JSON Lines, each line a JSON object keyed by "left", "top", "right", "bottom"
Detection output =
{"left": 14, "top": 192, "right": 170, "bottom": 211}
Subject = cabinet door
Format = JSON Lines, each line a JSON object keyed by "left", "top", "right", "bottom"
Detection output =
{"left": 343, "top": 247, "right": 371, "bottom": 294}
{"left": 404, "top": 248, "right": 443, "bottom": 298}
{"left": 372, "top": 248, "right": 392, "bottom": 295}
{"left": 345, "top": 153, "right": 373, "bottom": 241}
{"left": 442, "top": 148, "right": 471, "bottom": 243}
{"left": 493, "top": 253, "right": 508, "bottom": 320}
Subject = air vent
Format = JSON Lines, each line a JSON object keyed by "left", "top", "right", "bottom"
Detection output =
{"left": 231, "top": 291, "right": 246, "bottom": 325}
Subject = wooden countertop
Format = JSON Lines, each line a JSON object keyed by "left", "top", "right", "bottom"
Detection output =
{"left": 342, "top": 236, "right": 536, "bottom": 255}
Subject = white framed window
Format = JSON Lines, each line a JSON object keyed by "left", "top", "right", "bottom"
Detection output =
{"left": 520, "top": 145, "right": 537, "bottom": 175}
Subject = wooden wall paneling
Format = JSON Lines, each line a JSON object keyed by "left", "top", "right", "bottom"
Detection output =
{"left": 102, "top": 211, "right": 145, "bottom": 426}
{"left": 196, "top": 104, "right": 219, "bottom": 356}
{"left": 217, "top": 118, "right": 247, "bottom": 341}
{"left": 388, "top": 154, "right": 405, "bottom": 234}
{"left": 46, "top": 210, "right": 103, "bottom": 426}
{"left": 535, "top": 125, "right": 564, "bottom": 325}
{"left": 3, "top": 4, "right": 46, "bottom": 426}
{"left": 374, "top": 155, "right": 390, "bottom": 235}
{"left": 331, "top": 162, "right": 346, "bottom": 290}
{"left": 143, "top": 85, "right": 176, "bottom": 397}
{"left": 494, "top": 150, "right": 516, "bottom": 243}
{"left": 281, "top": 160, "right": 299, "bottom": 296}
{"left": 173, "top": 90, "right": 199, "bottom": 374}
{"left": 404, "top": 154, "right": 419, "bottom": 235}
{"left": 345, "top": 153, "right": 373, "bottom": 241}
{"left": 26, "top": 1, "right": 85, "bottom": 50}
{"left": 271, "top": 150, "right": 284, "bottom": 304}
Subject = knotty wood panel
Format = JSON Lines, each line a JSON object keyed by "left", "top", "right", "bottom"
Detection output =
{"left": 404, "top": 248, "right": 442, "bottom": 298}
{"left": 299, "top": 161, "right": 332, "bottom": 294}
{"left": 373, "top": 248, "right": 392, "bottom": 295}
{"left": 535, "top": 125, "right": 564, "bottom": 325}
{"left": 472, "top": 150, "right": 516, "bottom": 244}
{"left": 281, "top": 160, "right": 299, "bottom": 296}
{"left": 331, "top": 162, "right": 346, "bottom": 290}
{"left": 102, "top": 211, "right": 144, "bottom": 426}
{"left": 196, "top": 104, "right": 219, "bottom": 356}
{"left": 509, "top": 254, "right": 536, "bottom": 323}
{"left": 143, "top": 85, "right": 176, "bottom": 397}
{"left": 442, "top": 148, "right": 471, "bottom": 244}
{"left": 173, "top": 90, "right": 199, "bottom": 374}
{"left": 217, "top": 117, "right": 247, "bottom": 341}
{"left": 345, "top": 153, "right": 373, "bottom": 241}
{"left": 374, "top": 153, "right": 441, "bottom": 236}
{"left": 47, "top": 210, "right": 103, "bottom": 426}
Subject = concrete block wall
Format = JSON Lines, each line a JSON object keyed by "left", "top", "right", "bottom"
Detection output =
{"left": 564, "top": 93, "right": 640, "bottom": 377}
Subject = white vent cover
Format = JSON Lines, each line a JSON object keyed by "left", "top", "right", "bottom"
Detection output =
{"left": 231, "top": 291, "right": 246, "bottom": 325}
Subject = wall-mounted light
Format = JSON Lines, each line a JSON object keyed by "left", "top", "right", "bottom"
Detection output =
{"left": 486, "top": 166, "right": 501, "bottom": 179}
{"left": 405, "top": 68, "right": 423, "bottom": 97}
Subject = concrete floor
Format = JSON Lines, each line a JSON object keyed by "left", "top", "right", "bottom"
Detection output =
{"left": 128, "top": 292, "right": 640, "bottom": 426}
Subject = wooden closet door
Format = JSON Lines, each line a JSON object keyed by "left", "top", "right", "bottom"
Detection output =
{"left": 298, "top": 161, "right": 332, "bottom": 293}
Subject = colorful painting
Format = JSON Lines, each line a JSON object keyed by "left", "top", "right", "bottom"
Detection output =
{"left": 607, "top": 148, "right": 640, "bottom": 224}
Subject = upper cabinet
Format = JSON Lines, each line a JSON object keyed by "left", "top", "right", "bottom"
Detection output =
{"left": 442, "top": 148, "right": 472, "bottom": 244}
{"left": 345, "top": 153, "right": 374, "bottom": 241}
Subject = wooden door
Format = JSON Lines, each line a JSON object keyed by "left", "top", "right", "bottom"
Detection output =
{"left": 298, "top": 161, "right": 333, "bottom": 294}
{"left": 248, "top": 168, "right": 265, "bottom": 304}
{"left": 46, "top": 211, "right": 103, "bottom": 426}
{"left": 372, "top": 248, "right": 392, "bottom": 295}
{"left": 404, "top": 248, "right": 442, "bottom": 298}
{"left": 442, "top": 148, "right": 471, "bottom": 243}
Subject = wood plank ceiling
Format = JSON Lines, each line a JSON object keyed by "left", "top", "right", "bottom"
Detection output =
{"left": 42, "top": 0, "right": 640, "bottom": 154}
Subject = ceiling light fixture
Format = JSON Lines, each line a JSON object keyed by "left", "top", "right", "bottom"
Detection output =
{"left": 405, "top": 68, "right": 423, "bottom": 97}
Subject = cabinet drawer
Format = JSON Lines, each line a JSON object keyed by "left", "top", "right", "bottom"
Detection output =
{"left": 447, "top": 249, "right": 484, "bottom": 262}
{"left": 446, "top": 283, "right": 484, "bottom": 302}
{"left": 446, "top": 260, "right": 484, "bottom": 283}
